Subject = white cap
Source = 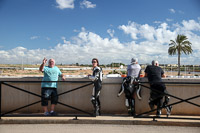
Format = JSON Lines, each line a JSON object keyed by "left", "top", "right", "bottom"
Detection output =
{"left": 131, "top": 58, "right": 138, "bottom": 64}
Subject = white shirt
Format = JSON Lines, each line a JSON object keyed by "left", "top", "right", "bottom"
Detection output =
{"left": 127, "top": 63, "right": 141, "bottom": 78}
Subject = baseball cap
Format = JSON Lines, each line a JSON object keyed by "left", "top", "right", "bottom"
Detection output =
{"left": 131, "top": 58, "right": 138, "bottom": 64}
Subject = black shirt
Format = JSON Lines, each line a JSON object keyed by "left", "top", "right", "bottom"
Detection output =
{"left": 145, "top": 65, "right": 164, "bottom": 83}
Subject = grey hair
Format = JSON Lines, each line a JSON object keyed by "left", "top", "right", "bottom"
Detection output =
{"left": 48, "top": 58, "right": 55, "bottom": 64}
{"left": 152, "top": 60, "right": 158, "bottom": 66}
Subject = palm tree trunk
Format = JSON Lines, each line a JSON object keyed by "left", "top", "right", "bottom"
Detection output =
{"left": 178, "top": 53, "right": 180, "bottom": 76}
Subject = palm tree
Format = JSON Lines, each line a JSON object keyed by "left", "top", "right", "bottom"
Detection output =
{"left": 168, "top": 34, "right": 193, "bottom": 76}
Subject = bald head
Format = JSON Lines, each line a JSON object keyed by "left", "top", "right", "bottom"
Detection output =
{"left": 152, "top": 60, "right": 159, "bottom": 66}
{"left": 48, "top": 58, "right": 55, "bottom": 68}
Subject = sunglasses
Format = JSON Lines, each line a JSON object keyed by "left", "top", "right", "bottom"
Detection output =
{"left": 92, "top": 61, "right": 97, "bottom": 63}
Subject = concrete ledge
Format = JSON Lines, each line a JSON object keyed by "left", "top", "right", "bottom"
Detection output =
{"left": 1, "top": 77, "right": 200, "bottom": 115}
{"left": 1, "top": 116, "right": 200, "bottom": 127}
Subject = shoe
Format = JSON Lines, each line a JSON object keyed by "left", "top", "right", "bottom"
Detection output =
{"left": 95, "top": 105, "right": 101, "bottom": 116}
{"left": 95, "top": 109, "right": 101, "bottom": 116}
{"left": 166, "top": 105, "right": 172, "bottom": 117}
{"left": 156, "top": 110, "right": 161, "bottom": 117}
{"left": 127, "top": 108, "right": 135, "bottom": 116}
{"left": 44, "top": 112, "right": 50, "bottom": 116}
{"left": 128, "top": 108, "right": 132, "bottom": 116}
{"left": 50, "top": 111, "right": 57, "bottom": 116}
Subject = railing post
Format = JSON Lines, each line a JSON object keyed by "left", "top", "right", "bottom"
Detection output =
{"left": 0, "top": 81, "right": 2, "bottom": 119}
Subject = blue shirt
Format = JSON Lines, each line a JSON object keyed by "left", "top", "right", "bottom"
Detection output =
{"left": 41, "top": 66, "right": 62, "bottom": 88}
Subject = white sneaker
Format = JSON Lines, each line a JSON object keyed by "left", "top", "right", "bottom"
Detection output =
{"left": 44, "top": 112, "right": 50, "bottom": 116}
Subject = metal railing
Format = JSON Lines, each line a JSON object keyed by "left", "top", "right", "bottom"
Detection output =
{"left": 0, "top": 80, "right": 200, "bottom": 121}
{"left": 0, "top": 80, "right": 95, "bottom": 119}
{"left": 134, "top": 81, "right": 200, "bottom": 121}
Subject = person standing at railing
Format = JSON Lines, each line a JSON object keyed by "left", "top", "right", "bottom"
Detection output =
{"left": 39, "top": 58, "right": 65, "bottom": 116}
{"left": 144, "top": 60, "right": 172, "bottom": 117}
{"left": 118, "top": 58, "right": 141, "bottom": 115}
{"left": 88, "top": 58, "right": 103, "bottom": 116}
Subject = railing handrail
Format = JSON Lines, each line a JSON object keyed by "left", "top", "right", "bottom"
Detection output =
{"left": 0, "top": 80, "right": 93, "bottom": 83}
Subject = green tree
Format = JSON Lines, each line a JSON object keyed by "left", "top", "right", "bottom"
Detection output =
{"left": 168, "top": 34, "right": 193, "bottom": 76}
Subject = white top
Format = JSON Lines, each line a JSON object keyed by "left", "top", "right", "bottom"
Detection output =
{"left": 127, "top": 64, "right": 141, "bottom": 78}
{"left": 89, "top": 66, "right": 103, "bottom": 81}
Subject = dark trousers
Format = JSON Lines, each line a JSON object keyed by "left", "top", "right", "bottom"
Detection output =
{"left": 149, "top": 83, "right": 166, "bottom": 110}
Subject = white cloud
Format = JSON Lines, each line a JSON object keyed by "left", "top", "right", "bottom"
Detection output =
{"left": 154, "top": 23, "right": 175, "bottom": 44}
{"left": 30, "top": 36, "right": 40, "bottom": 40}
{"left": 56, "top": 0, "right": 75, "bottom": 9}
{"left": 107, "top": 29, "right": 115, "bottom": 37}
{"left": 139, "top": 24, "right": 156, "bottom": 41}
{"left": 169, "top": 8, "right": 175, "bottom": 13}
{"left": 166, "top": 18, "right": 173, "bottom": 22}
{"left": 169, "top": 9, "right": 184, "bottom": 14}
{"left": 0, "top": 29, "right": 132, "bottom": 64}
{"left": 73, "top": 29, "right": 79, "bottom": 32}
{"left": 1, "top": 19, "right": 200, "bottom": 65}
{"left": 154, "top": 21, "right": 162, "bottom": 24}
{"left": 182, "top": 20, "right": 200, "bottom": 31}
{"left": 118, "top": 20, "right": 200, "bottom": 64}
{"left": 118, "top": 21, "right": 139, "bottom": 40}
{"left": 80, "top": 0, "right": 96, "bottom": 9}
{"left": 119, "top": 22, "right": 174, "bottom": 43}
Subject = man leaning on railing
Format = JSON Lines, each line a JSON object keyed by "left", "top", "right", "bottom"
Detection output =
{"left": 39, "top": 58, "right": 65, "bottom": 116}
{"left": 144, "top": 60, "right": 172, "bottom": 117}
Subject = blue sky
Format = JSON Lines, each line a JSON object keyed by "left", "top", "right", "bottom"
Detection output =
{"left": 0, "top": 0, "right": 200, "bottom": 65}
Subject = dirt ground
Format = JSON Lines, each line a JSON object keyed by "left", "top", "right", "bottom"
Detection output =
{"left": 0, "top": 63, "right": 198, "bottom": 77}
{"left": 0, "top": 68, "right": 116, "bottom": 76}
{"left": 0, "top": 68, "right": 195, "bottom": 77}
